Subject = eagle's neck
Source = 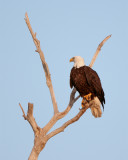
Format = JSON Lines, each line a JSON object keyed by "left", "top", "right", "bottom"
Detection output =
{"left": 74, "top": 60, "right": 85, "bottom": 68}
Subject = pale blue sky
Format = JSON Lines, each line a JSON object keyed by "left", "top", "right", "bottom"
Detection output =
{"left": 0, "top": 0, "right": 128, "bottom": 160}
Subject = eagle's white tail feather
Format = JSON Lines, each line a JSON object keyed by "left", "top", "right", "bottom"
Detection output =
{"left": 89, "top": 97, "right": 102, "bottom": 118}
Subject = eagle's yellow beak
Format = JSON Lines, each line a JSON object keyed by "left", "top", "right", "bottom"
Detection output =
{"left": 70, "top": 57, "right": 74, "bottom": 62}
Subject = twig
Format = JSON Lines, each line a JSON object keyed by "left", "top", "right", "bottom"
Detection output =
{"left": 19, "top": 103, "right": 27, "bottom": 120}
{"left": 89, "top": 35, "right": 111, "bottom": 68}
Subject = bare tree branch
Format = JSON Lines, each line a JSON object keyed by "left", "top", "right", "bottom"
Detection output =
{"left": 89, "top": 35, "right": 111, "bottom": 68}
{"left": 24, "top": 12, "right": 59, "bottom": 114}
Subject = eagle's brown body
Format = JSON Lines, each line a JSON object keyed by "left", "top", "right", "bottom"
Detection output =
{"left": 70, "top": 66, "right": 105, "bottom": 109}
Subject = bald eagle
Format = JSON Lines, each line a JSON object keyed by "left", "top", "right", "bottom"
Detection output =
{"left": 70, "top": 56, "right": 105, "bottom": 118}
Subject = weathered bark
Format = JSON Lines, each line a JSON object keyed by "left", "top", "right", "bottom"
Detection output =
{"left": 19, "top": 12, "right": 111, "bottom": 160}
{"left": 28, "top": 137, "right": 47, "bottom": 160}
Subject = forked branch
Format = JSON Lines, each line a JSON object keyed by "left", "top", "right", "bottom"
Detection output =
{"left": 19, "top": 103, "right": 40, "bottom": 135}
{"left": 43, "top": 88, "right": 80, "bottom": 135}
{"left": 46, "top": 103, "right": 90, "bottom": 140}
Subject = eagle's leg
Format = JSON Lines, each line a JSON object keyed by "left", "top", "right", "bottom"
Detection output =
{"left": 80, "top": 93, "right": 92, "bottom": 110}
{"left": 84, "top": 93, "right": 92, "bottom": 101}
{"left": 80, "top": 98, "right": 88, "bottom": 110}
{"left": 81, "top": 98, "right": 86, "bottom": 108}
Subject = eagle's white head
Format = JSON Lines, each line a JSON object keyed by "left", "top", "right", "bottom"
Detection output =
{"left": 70, "top": 56, "right": 85, "bottom": 68}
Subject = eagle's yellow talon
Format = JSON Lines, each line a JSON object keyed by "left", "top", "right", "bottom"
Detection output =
{"left": 81, "top": 98, "right": 86, "bottom": 108}
{"left": 83, "top": 93, "right": 92, "bottom": 101}
{"left": 81, "top": 93, "right": 92, "bottom": 108}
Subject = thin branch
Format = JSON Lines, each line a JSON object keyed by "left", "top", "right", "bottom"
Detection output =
{"left": 89, "top": 35, "right": 111, "bottom": 68}
{"left": 19, "top": 103, "right": 27, "bottom": 120}
{"left": 24, "top": 12, "right": 59, "bottom": 114}
{"left": 74, "top": 95, "right": 81, "bottom": 103}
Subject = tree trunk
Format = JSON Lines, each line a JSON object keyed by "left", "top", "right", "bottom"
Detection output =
{"left": 28, "top": 147, "right": 39, "bottom": 160}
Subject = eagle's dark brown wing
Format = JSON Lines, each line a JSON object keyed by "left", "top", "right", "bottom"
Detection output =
{"left": 84, "top": 66, "right": 105, "bottom": 108}
{"left": 70, "top": 70, "right": 73, "bottom": 88}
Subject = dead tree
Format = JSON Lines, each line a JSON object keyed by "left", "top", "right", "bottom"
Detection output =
{"left": 19, "top": 12, "right": 111, "bottom": 160}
